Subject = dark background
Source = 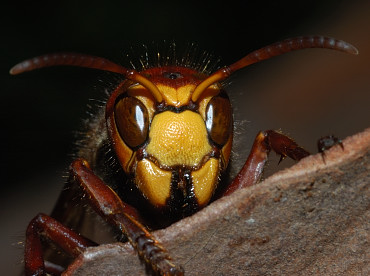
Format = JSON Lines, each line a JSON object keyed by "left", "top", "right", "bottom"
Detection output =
{"left": 2, "top": 1, "right": 369, "bottom": 274}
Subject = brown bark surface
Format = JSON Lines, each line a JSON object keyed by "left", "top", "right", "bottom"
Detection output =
{"left": 65, "top": 128, "right": 369, "bottom": 276}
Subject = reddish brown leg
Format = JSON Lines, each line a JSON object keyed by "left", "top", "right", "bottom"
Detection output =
{"left": 25, "top": 213, "right": 96, "bottom": 276}
{"left": 70, "top": 158, "right": 184, "bottom": 275}
{"left": 223, "top": 130, "right": 310, "bottom": 195}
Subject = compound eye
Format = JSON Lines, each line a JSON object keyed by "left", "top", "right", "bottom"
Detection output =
{"left": 114, "top": 96, "right": 149, "bottom": 148}
{"left": 205, "top": 95, "right": 232, "bottom": 146}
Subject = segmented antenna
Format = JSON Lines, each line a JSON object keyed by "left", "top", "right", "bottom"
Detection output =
{"left": 10, "top": 53, "right": 163, "bottom": 103}
{"left": 192, "top": 36, "right": 358, "bottom": 102}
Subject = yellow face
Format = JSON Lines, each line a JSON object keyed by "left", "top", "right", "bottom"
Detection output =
{"left": 106, "top": 66, "right": 233, "bottom": 214}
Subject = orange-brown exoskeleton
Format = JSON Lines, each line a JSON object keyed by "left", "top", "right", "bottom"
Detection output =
{"left": 10, "top": 36, "right": 357, "bottom": 275}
